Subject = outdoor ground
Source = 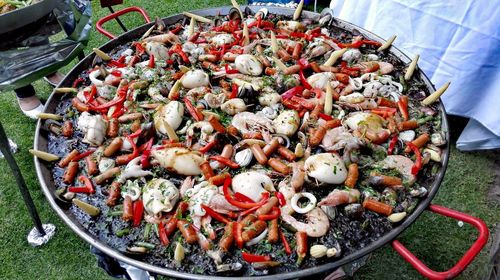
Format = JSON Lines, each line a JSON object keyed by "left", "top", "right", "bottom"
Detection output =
{"left": 0, "top": 1, "right": 498, "bottom": 279}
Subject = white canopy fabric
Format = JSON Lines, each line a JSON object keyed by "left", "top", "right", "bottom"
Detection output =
{"left": 329, "top": 0, "right": 500, "bottom": 150}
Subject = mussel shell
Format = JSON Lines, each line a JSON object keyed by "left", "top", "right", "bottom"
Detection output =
{"left": 154, "top": 17, "right": 166, "bottom": 32}
{"left": 140, "top": 122, "right": 156, "bottom": 140}
{"left": 214, "top": 17, "right": 224, "bottom": 27}
{"left": 319, "top": 8, "right": 335, "bottom": 26}
{"left": 196, "top": 98, "right": 210, "bottom": 110}
{"left": 123, "top": 247, "right": 149, "bottom": 259}
{"left": 53, "top": 189, "right": 72, "bottom": 208}
{"left": 344, "top": 203, "right": 364, "bottom": 219}
{"left": 216, "top": 262, "right": 243, "bottom": 273}
{"left": 244, "top": 6, "right": 254, "bottom": 16}
{"left": 237, "top": 84, "right": 258, "bottom": 105}
{"left": 272, "top": 133, "right": 290, "bottom": 148}
{"left": 255, "top": 8, "right": 268, "bottom": 19}
{"left": 228, "top": 7, "right": 242, "bottom": 21}
{"left": 234, "top": 148, "right": 253, "bottom": 167}
{"left": 321, "top": 205, "right": 337, "bottom": 220}
{"left": 91, "top": 55, "right": 103, "bottom": 67}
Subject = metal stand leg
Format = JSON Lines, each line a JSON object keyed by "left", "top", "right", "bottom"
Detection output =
{"left": 0, "top": 122, "right": 55, "bottom": 246}
{"left": 108, "top": 6, "right": 128, "bottom": 32}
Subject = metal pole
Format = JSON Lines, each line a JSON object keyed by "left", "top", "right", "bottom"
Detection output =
{"left": 0, "top": 121, "right": 46, "bottom": 235}
{"left": 108, "top": 6, "right": 128, "bottom": 32}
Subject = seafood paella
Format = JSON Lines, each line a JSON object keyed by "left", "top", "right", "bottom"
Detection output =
{"left": 37, "top": 2, "right": 448, "bottom": 276}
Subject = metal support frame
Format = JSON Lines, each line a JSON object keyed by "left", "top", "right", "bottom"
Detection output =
{"left": 108, "top": 6, "right": 128, "bottom": 33}
{"left": 0, "top": 122, "right": 55, "bottom": 246}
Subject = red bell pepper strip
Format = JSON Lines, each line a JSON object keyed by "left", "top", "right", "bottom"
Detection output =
{"left": 201, "top": 204, "right": 230, "bottom": 224}
{"left": 133, "top": 42, "right": 146, "bottom": 56}
{"left": 371, "top": 107, "right": 397, "bottom": 118}
{"left": 91, "top": 85, "right": 128, "bottom": 111}
{"left": 340, "top": 61, "right": 361, "bottom": 71}
{"left": 141, "top": 148, "right": 152, "bottom": 169}
{"left": 361, "top": 40, "right": 382, "bottom": 47}
{"left": 188, "top": 32, "right": 200, "bottom": 43}
{"left": 280, "top": 230, "right": 292, "bottom": 255}
{"left": 406, "top": 142, "right": 423, "bottom": 175}
{"left": 83, "top": 84, "right": 97, "bottom": 103}
{"left": 108, "top": 60, "right": 127, "bottom": 68}
{"left": 110, "top": 70, "right": 122, "bottom": 77}
{"left": 72, "top": 77, "right": 85, "bottom": 88}
{"left": 225, "top": 64, "right": 239, "bottom": 74}
{"left": 230, "top": 83, "right": 239, "bottom": 99}
{"left": 298, "top": 58, "right": 310, "bottom": 69}
{"left": 281, "top": 85, "right": 304, "bottom": 100}
{"left": 117, "top": 55, "right": 126, "bottom": 64}
{"left": 225, "top": 211, "right": 238, "bottom": 219}
{"left": 127, "top": 128, "right": 143, "bottom": 139}
{"left": 259, "top": 20, "right": 274, "bottom": 29}
{"left": 79, "top": 175, "right": 95, "bottom": 193}
{"left": 110, "top": 103, "right": 125, "bottom": 118}
{"left": 388, "top": 135, "right": 398, "bottom": 155}
{"left": 257, "top": 206, "right": 281, "bottom": 221}
{"left": 290, "top": 96, "right": 315, "bottom": 110}
{"left": 67, "top": 187, "right": 93, "bottom": 193}
{"left": 282, "top": 99, "right": 303, "bottom": 111}
{"left": 170, "top": 24, "right": 183, "bottom": 34}
{"left": 398, "top": 95, "right": 409, "bottom": 121}
{"left": 71, "top": 149, "right": 95, "bottom": 162}
{"left": 79, "top": 175, "right": 94, "bottom": 192}
{"left": 140, "top": 138, "right": 154, "bottom": 168}
{"left": 126, "top": 136, "right": 139, "bottom": 158}
{"left": 148, "top": 54, "right": 155, "bottom": 68}
{"left": 171, "top": 44, "right": 190, "bottom": 64}
{"left": 247, "top": 18, "right": 272, "bottom": 29}
{"left": 234, "top": 192, "right": 255, "bottom": 203}
{"left": 319, "top": 113, "right": 334, "bottom": 121}
{"left": 291, "top": 32, "right": 313, "bottom": 41}
{"left": 199, "top": 139, "right": 217, "bottom": 153}
{"left": 222, "top": 177, "right": 270, "bottom": 209}
{"left": 233, "top": 222, "right": 244, "bottom": 248}
{"left": 183, "top": 97, "right": 204, "bottom": 122}
{"left": 298, "top": 70, "right": 312, "bottom": 90}
{"left": 132, "top": 200, "right": 144, "bottom": 227}
{"left": 242, "top": 252, "right": 272, "bottom": 263}
{"left": 275, "top": 192, "right": 286, "bottom": 206}
{"left": 338, "top": 39, "right": 381, "bottom": 49}
{"left": 238, "top": 205, "right": 261, "bottom": 217}
{"left": 158, "top": 222, "right": 170, "bottom": 246}
{"left": 210, "top": 156, "right": 240, "bottom": 169}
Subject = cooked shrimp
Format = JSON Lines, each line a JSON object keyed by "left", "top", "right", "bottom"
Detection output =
{"left": 207, "top": 193, "right": 241, "bottom": 214}
{"left": 143, "top": 32, "right": 180, "bottom": 44}
{"left": 321, "top": 126, "right": 362, "bottom": 151}
{"left": 281, "top": 207, "right": 330, "bottom": 237}
{"left": 379, "top": 155, "right": 417, "bottom": 185}
{"left": 231, "top": 112, "right": 275, "bottom": 135}
{"left": 318, "top": 189, "right": 360, "bottom": 206}
{"left": 179, "top": 176, "right": 194, "bottom": 198}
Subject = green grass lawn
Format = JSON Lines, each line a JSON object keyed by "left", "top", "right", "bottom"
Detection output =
{"left": 0, "top": 1, "right": 498, "bottom": 279}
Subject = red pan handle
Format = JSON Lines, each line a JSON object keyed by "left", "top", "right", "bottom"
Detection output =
{"left": 96, "top": 6, "right": 151, "bottom": 39}
{"left": 392, "top": 204, "right": 489, "bottom": 280}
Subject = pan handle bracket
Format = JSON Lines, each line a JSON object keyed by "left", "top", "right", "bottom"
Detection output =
{"left": 392, "top": 204, "right": 489, "bottom": 280}
{"left": 96, "top": 6, "right": 151, "bottom": 39}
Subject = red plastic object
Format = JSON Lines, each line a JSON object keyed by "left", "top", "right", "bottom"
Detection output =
{"left": 392, "top": 204, "right": 489, "bottom": 280}
{"left": 96, "top": 7, "right": 151, "bottom": 39}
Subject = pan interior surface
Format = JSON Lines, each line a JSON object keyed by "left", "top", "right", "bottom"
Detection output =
{"left": 34, "top": 6, "right": 450, "bottom": 279}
